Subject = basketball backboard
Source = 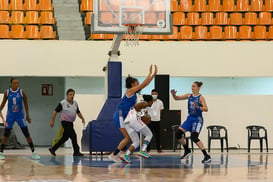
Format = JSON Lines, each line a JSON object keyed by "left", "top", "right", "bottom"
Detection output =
{"left": 91, "top": 0, "right": 172, "bottom": 35}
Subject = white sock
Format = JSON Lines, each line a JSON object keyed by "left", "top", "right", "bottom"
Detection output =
{"left": 125, "top": 150, "right": 131, "bottom": 156}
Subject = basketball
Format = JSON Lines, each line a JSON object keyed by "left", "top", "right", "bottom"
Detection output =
{"left": 141, "top": 113, "right": 151, "bottom": 124}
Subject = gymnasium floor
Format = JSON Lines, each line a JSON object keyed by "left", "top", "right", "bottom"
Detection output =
{"left": 0, "top": 148, "right": 272, "bottom": 182}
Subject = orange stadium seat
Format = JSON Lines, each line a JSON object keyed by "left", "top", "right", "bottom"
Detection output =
{"left": 236, "top": 0, "right": 250, "bottom": 11}
{"left": 0, "top": 0, "right": 9, "bottom": 10}
{"left": 195, "top": 26, "right": 208, "bottom": 40}
{"left": 139, "top": 34, "right": 151, "bottom": 40}
{"left": 187, "top": 12, "right": 200, "bottom": 25}
{"left": 239, "top": 26, "right": 253, "bottom": 40}
{"left": 0, "top": 11, "right": 10, "bottom": 24}
{"left": 24, "top": 0, "right": 39, "bottom": 11}
{"left": 105, "top": 34, "right": 114, "bottom": 40}
{"left": 253, "top": 26, "right": 267, "bottom": 40}
{"left": 268, "top": 26, "right": 273, "bottom": 39}
{"left": 91, "top": 33, "right": 105, "bottom": 40}
{"left": 173, "top": 12, "right": 186, "bottom": 25}
{"left": 85, "top": 12, "right": 92, "bottom": 26}
{"left": 194, "top": 0, "right": 207, "bottom": 12}
{"left": 251, "top": 0, "right": 264, "bottom": 11}
{"left": 11, "top": 25, "right": 25, "bottom": 39}
{"left": 40, "top": 11, "right": 55, "bottom": 25}
{"left": 230, "top": 13, "right": 243, "bottom": 25}
{"left": 224, "top": 26, "right": 238, "bottom": 40}
{"left": 180, "top": 26, "right": 193, "bottom": 40}
{"left": 0, "top": 25, "right": 10, "bottom": 38}
{"left": 40, "top": 25, "right": 56, "bottom": 39}
{"left": 10, "top": 0, "right": 24, "bottom": 10}
{"left": 215, "top": 12, "right": 228, "bottom": 25}
{"left": 222, "top": 0, "right": 235, "bottom": 11}
{"left": 265, "top": 0, "right": 273, "bottom": 11}
{"left": 258, "top": 12, "right": 272, "bottom": 25}
{"left": 26, "top": 25, "right": 39, "bottom": 39}
{"left": 25, "top": 11, "right": 39, "bottom": 24}
{"left": 201, "top": 12, "right": 214, "bottom": 25}
{"left": 180, "top": 0, "right": 192, "bottom": 12}
{"left": 209, "top": 26, "right": 223, "bottom": 40}
{"left": 39, "top": 0, "right": 53, "bottom": 11}
{"left": 151, "top": 34, "right": 164, "bottom": 40}
{"left": 208, "top": 0, "right": 221, "bottom": 11}
{"left": 10, "top": 11, "right": 25, "bottom": 24}
{"left": 244, "top": 12, "right": 257, "bottom": 25}
{"left": 170, "top": 0, "right": 179, "bottom": 12}
{"left": 81, "top": 0, "right": 93, "bottom": 11}
{"left": 164, "top": 26, "right": 179, "bottom": 40}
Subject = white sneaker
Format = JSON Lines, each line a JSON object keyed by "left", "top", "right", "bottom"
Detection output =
{"left": 32, "top": 152, "right": 40, "bottom": 160}
{"left": 0, "top": 152, "right": 5, "bottom": 160}
{"left": 108, "top": 153, "right": 122, "bottom": 163}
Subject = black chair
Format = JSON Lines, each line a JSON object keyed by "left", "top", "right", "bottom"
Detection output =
{"left": 246, "top": 125, "right": 268, "bottom": 152}
{"left": 171, "top": 125, "right": 194, "bottom": 152}
{"left": 207, "top": 125, "right": 228, "bottom": 153}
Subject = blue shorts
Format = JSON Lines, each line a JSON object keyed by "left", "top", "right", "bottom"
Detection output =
{"left": 180, "top": 116, "right": 203, "bottom": 133}
{"left": 6, "top": 111, "right": 27, "bottom": 129}
{"left": 113, "top": 109, "right": 125, "bottom": 129}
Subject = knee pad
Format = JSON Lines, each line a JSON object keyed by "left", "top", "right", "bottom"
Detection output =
{"left": 191, "top": 132, "right": 200, "bottom": 143}
{"left": 3, "top": 128, "right": 11, "bottom": 137}
{"left": 175, "top": 129, "right": 184, "bottom": 140}
{"left": 21, "top": 127, "right": 30, "bottom": 137}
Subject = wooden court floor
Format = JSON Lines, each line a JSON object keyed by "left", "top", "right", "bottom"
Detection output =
{"left": 0, "top": 148, "right": 272, "bottom": 182}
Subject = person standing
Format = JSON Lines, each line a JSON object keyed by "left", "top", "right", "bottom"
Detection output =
{"left": 49, "top": 88, "right": 85, "bottom": 156}
{"left": 171, "top": 81, "right": 211, "bottom": 163}
{"left": 147, "top": 89, "right": 164, "bottom": 153}
{"left": 109, "top": 65, "right": 157, "bottom": 163}
{"left": 0, "top": 78, "right": 40, "bottom": 160}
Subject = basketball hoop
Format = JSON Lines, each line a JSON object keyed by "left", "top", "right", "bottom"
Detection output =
{"left": 124, "top": 24, "right": 144, "bottom": 47}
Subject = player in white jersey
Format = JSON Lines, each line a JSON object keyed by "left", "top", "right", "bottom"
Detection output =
{"left": 120, "top": 95, "right": 154, "bottom": 164}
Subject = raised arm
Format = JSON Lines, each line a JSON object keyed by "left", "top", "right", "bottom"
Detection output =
{"left": 22, "top": 90, "right": 31, "bottom": 123}
{"left": 127, "top": 65, "right": 157, "bottom": 97}
{"left": 199, "top": 95, "right": 208, "bottom": 112}
{"left": 171, "top": 89, "right": 191, "bottom": 100}
{"left": 134, "top": 102, "right": 149, "bottom": 112}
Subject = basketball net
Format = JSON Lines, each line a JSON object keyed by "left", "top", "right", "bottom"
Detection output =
{"left": 124, "top": 24, "right": 144, "bottom": 47}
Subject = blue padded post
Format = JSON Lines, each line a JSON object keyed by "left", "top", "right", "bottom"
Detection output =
{"left": 108, "top": 61, "right": 122, "bottom": 98}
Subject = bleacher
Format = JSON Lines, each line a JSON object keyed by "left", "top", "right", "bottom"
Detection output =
{"left": 80, "top": 0, "right": 273, "bottom": 40}
{"left": 0, "top": 0, "right": 57, "bottom": 39}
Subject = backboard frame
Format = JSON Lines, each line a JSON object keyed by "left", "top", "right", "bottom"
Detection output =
{"left": 91, "top": 0, "right": 172, "bottom": 35}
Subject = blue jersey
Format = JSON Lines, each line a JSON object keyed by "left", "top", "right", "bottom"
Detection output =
{"left": 188, "top": 94, "right": 202, "bottom": 117}
{"left": 118, "top": 93, "right": 137, "bottom": 119}
{"left": 7, "top": 88, "right": 24, "bottom": 113}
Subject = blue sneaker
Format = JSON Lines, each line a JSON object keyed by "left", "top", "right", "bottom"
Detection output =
{"left": 120, "top": 154, "right": 132, "bottom": 164}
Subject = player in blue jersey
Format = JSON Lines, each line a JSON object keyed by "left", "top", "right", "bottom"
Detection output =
{"left": 0, "top": 78, "right": 40, "bottom": 160}
{"left": 171, "top": 81, "right": 211, "bottom": 163}
{"left": 109, "top": 64, "right": 157, "bottom": 162}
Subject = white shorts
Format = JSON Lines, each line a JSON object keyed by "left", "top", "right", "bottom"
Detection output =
{"left": 124, "top": 109, "right": 146, "bottom": 133}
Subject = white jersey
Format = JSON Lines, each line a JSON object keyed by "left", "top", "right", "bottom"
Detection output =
{"left": 124, "top": 108, "right": 146, "bottom": 132}
{"left": 56, "top": 99, "right": 79, "bottom": 122}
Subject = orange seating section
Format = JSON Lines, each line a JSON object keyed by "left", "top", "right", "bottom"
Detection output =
{"left": 0, "top": 0, "right": 57, "bottom": 39}
{"left": 83, "top": 0, "right": 273, "bottom": 41}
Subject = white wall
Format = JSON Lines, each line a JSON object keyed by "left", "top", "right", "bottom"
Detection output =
{"left": 170, "top": 95, "right": 273, "bottom": 149}
{"left": 1, "top": 41, "right": 273, "bottom": 77}
{"left": 0, "top": 77, "right": 65, "bottom": 146}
